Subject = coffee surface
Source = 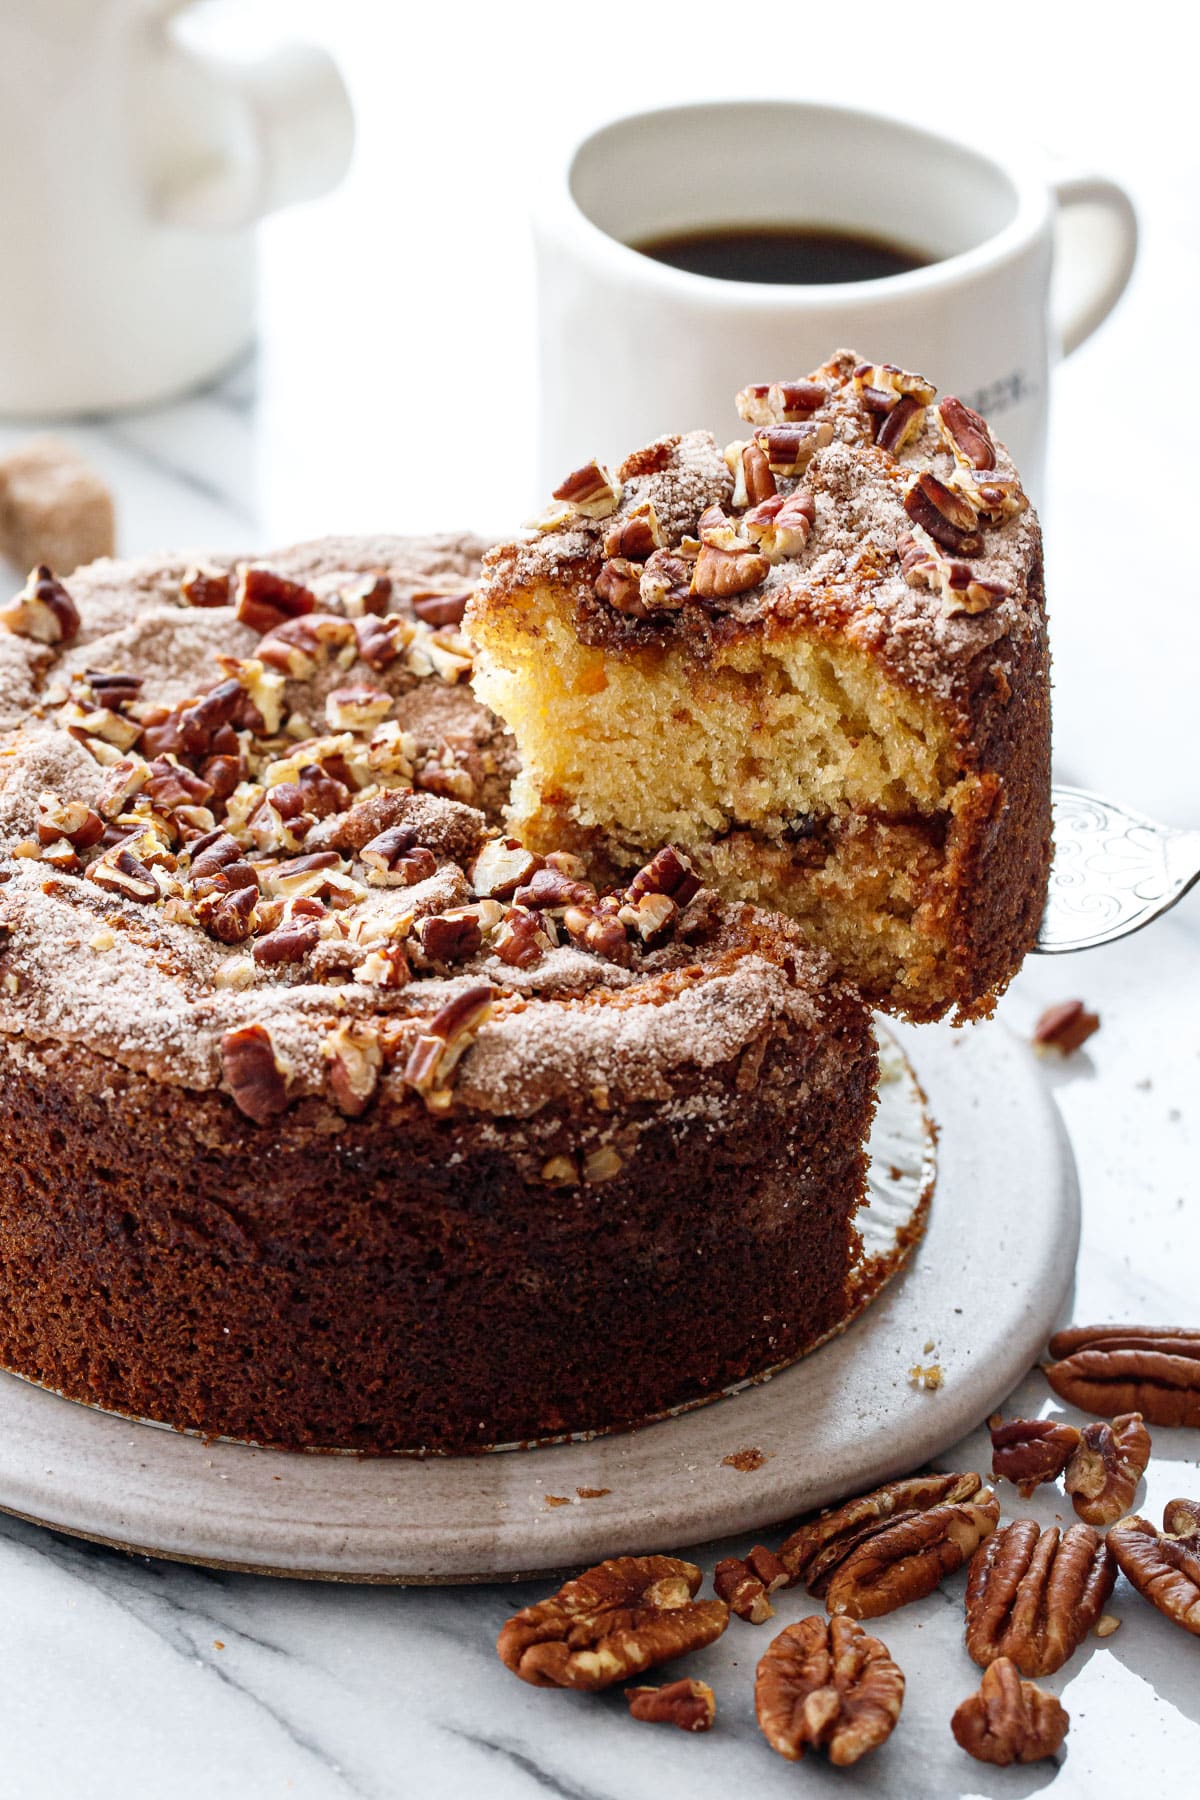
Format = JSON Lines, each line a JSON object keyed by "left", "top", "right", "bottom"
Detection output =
{"left": 632, "top": 225, "right": 930, "bottom": 285}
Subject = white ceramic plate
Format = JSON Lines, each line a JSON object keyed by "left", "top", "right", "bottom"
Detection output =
{"left": 0, "top": 1018, "right": 1077, "bottom": 1582}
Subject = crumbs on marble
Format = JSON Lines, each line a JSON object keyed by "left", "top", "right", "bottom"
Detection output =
{"left": 723, "top": 1447, "right": 769, "bottom": 1473}
{"left": 908, "top": 1362, "right": 944, "bottom": 1391}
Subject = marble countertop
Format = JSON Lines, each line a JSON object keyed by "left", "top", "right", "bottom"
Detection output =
{"left": 2, "top": 10, "right": 1198, "bottom": 1797}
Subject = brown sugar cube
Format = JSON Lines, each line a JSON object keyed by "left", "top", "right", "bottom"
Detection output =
{"left": 0, "top": 436, "right": 116, "bottom": 575}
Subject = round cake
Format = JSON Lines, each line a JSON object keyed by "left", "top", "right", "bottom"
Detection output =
{"left": 469, "top": 351, "right": 1052, "bottom": 1022}
{"left": 0, "top": 536, "right": 876, "bottom": 1452}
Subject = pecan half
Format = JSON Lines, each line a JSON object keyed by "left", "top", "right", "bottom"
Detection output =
{"left": 903, "top": 472, "right": 983, "bottom": 554}
{"left": 220, "top": 1023, "right": 289, "bottom": 1123}
{"left": 989, "top": 1415, "right": 1081, "bottom": 1497}
{"left": 714, "top": 1546, "right": 791, "bottom": 1624}
{"left": 964, "top": 1521, "right": 1115, "bottom": 1675}
{"left": 1032, "top": 999, "right": 1100, "bottom": 1056}
{"left": 825, "top": 1492, "right": 999, "bottom": 1619}
{"left": 496, "top": 1555, "right": 728, "bottom": 1690}
{"left": 1045, "top": 1325, "right": 1200, "bottom": 1428}
{"left": 638, "top": 548, "right": 693, "bottom": 612}
{"left": 951, "top": 1658, "right": 1068, "bottom": 1766}
{"left": 413, "top": 911, "right": 483, "bottom": 963}
{"left": 595, "top": 557, "right": 648, "bottom": 616}
{"left": 626, "top": 1678, "right": 715, "bottom": 1732}
{"left": 1108, "top": 1503, "right": 1200, "bottom": 1637}
{"left": 939, "top": 396, "right": 996, "bottom": 470}
{"left": 0, "top": 565, "right": 80, "bottom": 644}
{"left": 360, "top": 827, "right": 437, "bottom": 888}
{"left": 743, "top": 490, "right": 815, "bottom": 560}
{"left": 492, "top": 905, "right": 555, "bottom": 968}
{"left": 691, "top": 538, "right": 770, "bottom": 600}
{"left": 755, "top": 1616, "right": 904, "bottom": 1767}
{"left": 36, "top": 794, "right": 104, "bottom": 851}
{"left": 1063, "top": 1413, "right": 1150, "bottom": 1526}
{"left": 736, "top": 379, "right": 827, "bottom": 425}
{"left": 875, "top": 395, "right": 924, "bottom": 455}
{"left": 779, "top": 1471, "right": 982, "bottom": 1590}
{"left": 252, "top": 919, "right": 321, "bottom": 966}
{"left": 194, "top": 884, "right": 258, "bottom": 944}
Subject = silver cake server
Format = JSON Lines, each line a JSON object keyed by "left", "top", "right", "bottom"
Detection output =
{"left": 1036, "top": 785, "right": 1200, "bottom": 952}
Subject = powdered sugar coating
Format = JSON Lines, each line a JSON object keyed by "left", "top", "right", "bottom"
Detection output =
{"left": 476, "top": 350, "right": 1044, "bottom": 717}
{"left": 0, "top": 535, "right": 858, "bottom": 1120}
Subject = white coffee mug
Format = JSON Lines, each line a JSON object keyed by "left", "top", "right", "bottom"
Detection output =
{"left": 0, "top": 0, "right": 354, "bottom": 417}
{"left": 534, "top": 102, "right": 1138, "bottom": 502}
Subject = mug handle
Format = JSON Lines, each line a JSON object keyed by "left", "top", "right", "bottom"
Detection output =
{"left": 156, "top": 41, "right": 355, "bottom": 232}
{"left": 1049, "top": 174, "right": 1138, "bottom": 356}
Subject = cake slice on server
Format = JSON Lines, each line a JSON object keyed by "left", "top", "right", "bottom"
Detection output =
{"left": 468, "top": 351, "right": 1052, "bottom": 1022}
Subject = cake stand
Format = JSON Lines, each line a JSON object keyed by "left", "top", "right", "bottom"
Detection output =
{"left": 0, "top": 1017, "right": 1078, "bottom": 1582}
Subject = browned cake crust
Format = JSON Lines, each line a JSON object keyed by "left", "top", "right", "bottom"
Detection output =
{"left": 469, "top": 352, "right": 1052, "bottom": 1021}
{"left": 0, "top": 537, "right": 876, "bottom": 1452}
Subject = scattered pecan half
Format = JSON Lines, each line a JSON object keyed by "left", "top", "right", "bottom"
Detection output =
{"left": 825, "top": 1491, "right": 999, "bottom": 1620}
{"left": 964, "top": 1521, "right": 1115, "bottom": 1675}
{"left": 220, "top": 1023, "right": 289, "bottom": 1123}
{"left": 714, "top": 1546, "right": 791, "bottom": 1623}
{"left": 755, "top": 1616, "right": 904, "bottom": 1767}
{"left": 691, "top": 539, "right": 770, "bottom": 600}
{"left": 779, "top": 1471, "right": 982, "bottom": 1591}
{"left": 951, "top": 1658, "right": 1068, "bottom": 1766}
{"left": 496, "top": 1555, "right": 728, "bottom": 1690}
{"left": 1063, "top": 1413, "right": 1150, "bottom": 1526}
{"left": 603, "top": 501, "right": 663, "bottom": 562}
{"left": 1045, "top": 1325, "right": 1200, "bottom": 1428}
{"left": 1108, "top": 1502, "right": 1200, "bottom": 1636}
{"left": 0, "top": 565, "right": 80, "bottom": 644}
{"left": 626, "top": 1678, "right": 715, "bottom": 1732}
{"left": 989, "top": 1415, "right": 1081, "bottom": 1497}
{"left": 180, "top": 566, "right": 231, "bottom": 608}
{"left": 234, "top": 566, "right": 316, "bottom": 634}
{"left": 1032, "top": 999, "right": 1100, "bottom": 1056}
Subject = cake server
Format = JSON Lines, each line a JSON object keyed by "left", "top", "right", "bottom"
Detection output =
{"left": 1036, "top": 785, "right": 1200, "bottom": 952}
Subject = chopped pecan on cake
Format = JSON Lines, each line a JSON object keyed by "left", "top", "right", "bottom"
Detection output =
{"left": 0, "top": 536, "right": 878, "bottom": 1453}
{"left": 469, "top": 348, "right": 1051, "bottom": 1022}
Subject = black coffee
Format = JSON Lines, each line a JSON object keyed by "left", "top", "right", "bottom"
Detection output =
{"left": 631, "top": 224, "right": 931, "bottom": 286}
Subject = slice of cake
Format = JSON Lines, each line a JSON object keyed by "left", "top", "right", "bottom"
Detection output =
{"left": 0, "top": 538, "right": 876, "bottom": 1453}
{"left": 468, "top": 351, "right": 1051, "bottom": 1021}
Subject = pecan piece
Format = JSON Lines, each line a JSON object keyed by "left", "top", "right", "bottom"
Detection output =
{"left": 359, "top": 827, "right": 437, "bottom": 889}
{"left": 824, "top": 1492, "right": 999, "bottom": 1619}
{"left": 714, "top": 1546, "right": 791, "bottom": 1623}
{"left": 410, "top": 588, "right": 468, "bottom": 627}
{"left": 603, "top": 502, "right": 663, "bottom": 562}
{"left": 252, "top": 919, "right": 321, "bottom": 967}
{"left": 625, "top": 845, "right": 701, "bottom": 908}
{"left": 497, "top": 1555, "right": 727, "bottom": 1690}
{"left": 180, "top": 566, "right": 231, "bottom": 608}
{"left": 989, "top": 1415, "right": 1081, "bottom": 1497}
{"left": 939, "top": 396, "right": 996, "bottom": 470}
{"left": 964, "top": 1521, "right": 1115, "bottom": 1676}
{"left": 755, "top": 1616, "right": 904, "bottom": 1767}
{"left": 234, "top": 566, "right": 316, "bottom": 634}
{"left": 220, "top": 1023, "right": 289, "bottom": 1123}
{"left": 340, "top": 571, "right": 393, "bottom": 617}
{"left": 875, "top": 395, "right": 924, "bottom": 456}
{"left": 1108, "top": 1503, "right": 1200, "bottom": 1636}
{"left": 36, "top": 794, "right": 104, "bottom": 850}
{"left": 951, "top": 1658, "right": 1068, "bottom": 1766}
{"left": 413, "top": 911, "right": 483, "bottom": 963}
{"left": 903, "top": 472, "right": 983, "bottom": 554}
{"left": 626, "top": 1678, "right": 715, "bottom": 1732}
{"left": 470, "top": 837, "right": 541, "bottom": 899}
{"left": 323, "top": 1020, "right": 382, "bottom": 1118}
{"left": 87, "top": 844, "right": 161, "bottom": 902}
{"left": 325, "top": 684, "right": 392, "bottom": 731}
{"left": 754, "top": 422, "right": 833, "bottom": 474}
{"left": 735, "top": 379, "right": 827, "bottom": 425}
{"left": 743, "top": 490, "right": 815, "bottom": 560}
{"left": 551, "top": 459, "right": 623, "bottom": 519}
{"left": 194, "top": 884, "right": 259, "bottom": 944}
{"left": 1032, "top": 999, "right": 1100, "bottom": 1056}
{"left": 492, "top": 905, "right": 555, "bottom": 969}
{"left": 0, "top": 565, "right": 80, "bottom": 644}
{"left": 513, "top": 866, "right": 596, "bottom": 911}
{"left": 779, "top": 1471, "right": 981, "bottom": 1589}
{"left": 1063, "top": 1413, "right": 1150, "bottom": 1526}
{"left": 638, "top": 549, "right": 693, "bottom": 612}
{"left": 1044, "top": 1325, "right": 1200, "bottom": 1428}
{"left": 402, "top": 984, "right": 493, "bottom": 1109}
{"left": 594, "top": 557, "right": 647, "bottom": 615}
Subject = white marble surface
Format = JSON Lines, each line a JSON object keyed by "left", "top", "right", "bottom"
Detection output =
{"left": 2, "top": 5, "right": 1199, "bottom": 1795}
